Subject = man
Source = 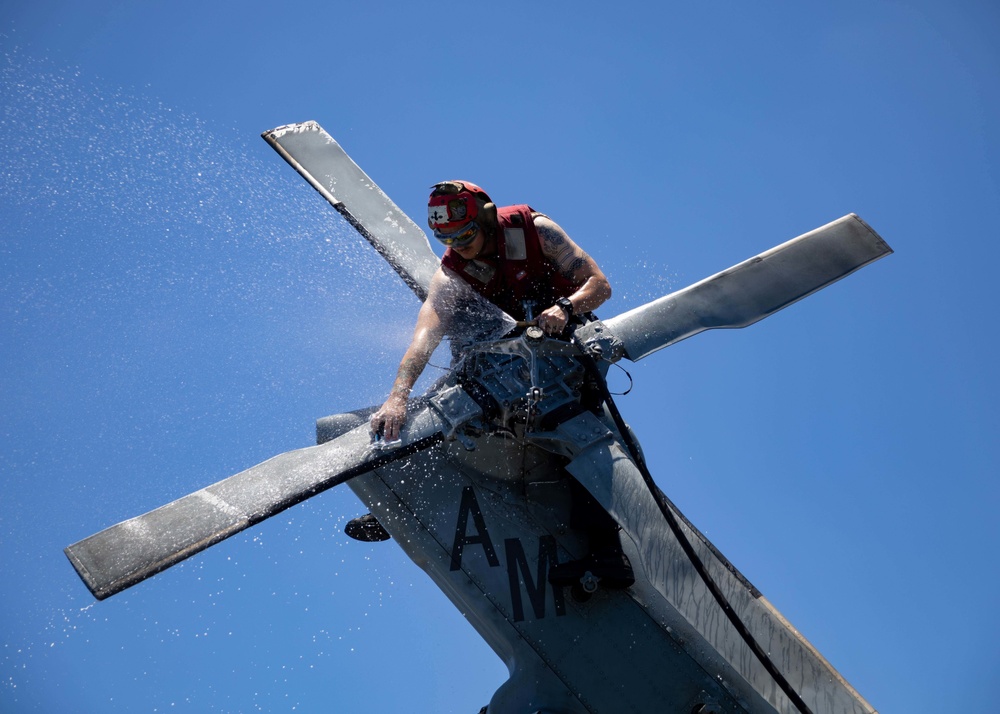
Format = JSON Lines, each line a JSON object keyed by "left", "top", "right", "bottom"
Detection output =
{"left": 350, "top": 180, "right": 633, "bottom": 589}
{"left": 369, "top": 180, "right": 612, "bottom": 443}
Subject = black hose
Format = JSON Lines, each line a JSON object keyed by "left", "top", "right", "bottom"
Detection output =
{"left": 575, "top": 348, "right": 814, "bottom": 714}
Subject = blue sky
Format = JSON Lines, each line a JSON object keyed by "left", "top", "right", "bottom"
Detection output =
{"left": 2, "top": 1, "right": 998, "bottom": 712}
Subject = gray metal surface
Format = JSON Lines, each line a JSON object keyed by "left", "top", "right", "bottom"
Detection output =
{"left": 565, "top": 419, "right": 876, "bottom": 714}
{"left": 65, "top": 410, "right": 445, "bottom": 600}
{"left": 346, "top": 433, "right": 756, "bottom": 714}
{"left": 604, "top": 214, "right": 892, "bottom": 361}
{"left": 262, "top": 121, "right": 440, "bottom": 300}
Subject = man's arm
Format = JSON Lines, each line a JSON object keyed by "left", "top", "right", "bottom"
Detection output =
{"left": 370, "top": 268, "right": 451, "bottom": 441}
{"left": 534, "top": 214, "right": 612, "bottom": 334}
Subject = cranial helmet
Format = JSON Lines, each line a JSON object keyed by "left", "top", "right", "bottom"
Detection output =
{"left": 427, "top": 181, "right": 493, "bottom": 234}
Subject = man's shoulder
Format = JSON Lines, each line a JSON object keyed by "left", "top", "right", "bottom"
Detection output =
{"left": 532, "top": 214, "right": 568, "bottom": 244}
{"left": 497, "top": 206, "right": 554, "bottom": 230}
{"left": 497, "top": 204, "right": 534, "bottom": 223}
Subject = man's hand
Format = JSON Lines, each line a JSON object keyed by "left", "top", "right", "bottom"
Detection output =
{"left": 370, "top": 394, "right": 408, "bottom": 442}
{"left": 537, "top": 303, "right": 570, "bottom": 335}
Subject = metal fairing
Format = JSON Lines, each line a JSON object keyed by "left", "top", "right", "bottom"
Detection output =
{"left": 341, "top": 424, "right": 756, "bottom": 714}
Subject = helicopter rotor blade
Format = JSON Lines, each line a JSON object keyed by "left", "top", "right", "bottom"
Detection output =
{"left": 603, "top": 214, "right": 892, "bottom": 362}
{"left": 65, "top": 413, "right": 444, "bottom": 601}
{"left": 262, "top": 121, "right": 440, "bottom": 301}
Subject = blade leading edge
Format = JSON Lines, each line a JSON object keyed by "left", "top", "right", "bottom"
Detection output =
{"left": 262, "top": 121, "right": 440, "bottom": 300}
{"left": 65, "top": 413, "right": 444, "bottom": 600}
{"left": 605, "top": 214, "right": 892, "bottom": 362}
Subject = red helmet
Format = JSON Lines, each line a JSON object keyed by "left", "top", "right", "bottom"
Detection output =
{"left": 427, "top": 181, "right": 492, "bottom": 235}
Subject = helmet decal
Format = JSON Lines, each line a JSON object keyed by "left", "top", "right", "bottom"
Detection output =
{"left": 428, "top": 181, "right": 489, "bottom": 234}
{"left": 428, "top": 197, "right": 471, "bottom": 226}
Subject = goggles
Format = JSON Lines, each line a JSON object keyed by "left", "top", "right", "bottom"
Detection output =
{"left": 433, "top": 220, "right": 479, "bottom": 247}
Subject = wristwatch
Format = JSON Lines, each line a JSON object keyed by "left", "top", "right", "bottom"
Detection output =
{"left": 555, "top": 297, "right": 574, "bottom": 318}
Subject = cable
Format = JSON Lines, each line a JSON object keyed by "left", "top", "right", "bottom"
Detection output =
{"left": 607, "top": 361, "right": 634, "bottom": 396}
{"left": 575, "top": 348, "right": 814, "bottom": 714}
